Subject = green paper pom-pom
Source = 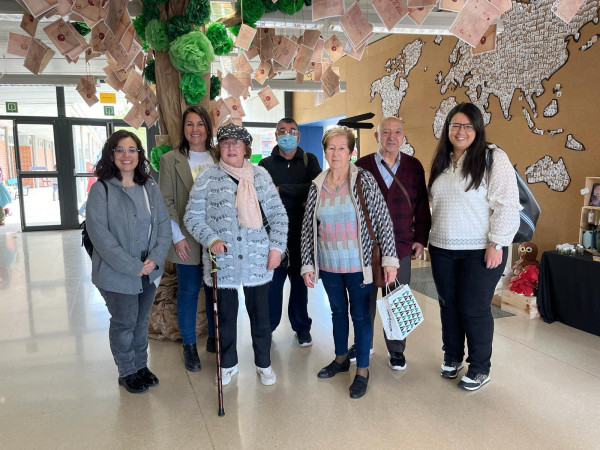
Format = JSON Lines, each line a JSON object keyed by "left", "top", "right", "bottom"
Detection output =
{"left": 303, "top": 0, "right": 312, "bottom": 5}
{"left": 228, "top": 22, "right": 256, "bottom": 37}
{"left": 186, "top": 0, "right": 211, "bottom": 26}
{"left": 277, "top": 0, "right": 303, "bottom": 15}
{"left": 180, "top": 73, "right": 207, "bottom": 105}
{"left": 144, "top": 59, "right": 156, "bottom": 84}
{"left": 210, "top": 75, "right": 221, "bottom": 100}
{"left": 156, "top": 0, "right": 168, "bottom": 3}
{"left": 236, "top": 0, "right": 265, "bottom": 24}
{"left": 145, "top": 19, "right": 170, "bottom": 52}
{"left": 167, "top": 15, "right": 192, "bottom": 41}
{"left": 206, "top": 22, "right": 234, "bottom": 56}
{"left": 261, "top": 0, "right": 279, "bottom": 13}
{"left": 72, "top": 22, "right": 91, "bottom": 37}
{"left": 132, "top": 15, "right": 147, "bottom": 39}
{"left": 150, "top": 145, "right": 172, "bottom": 172}
{"left": 169, "top": 31, "right": 215, "bottom": 76}
{"left": 142, "top": 0, "right": 160, "bottom": 22}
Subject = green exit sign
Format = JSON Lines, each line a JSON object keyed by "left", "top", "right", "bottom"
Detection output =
{"left": 6, "top": 102, "right": 18, "bottom": 113}
{"left": 104, "top": 106, "right": 114, "bottom": 116}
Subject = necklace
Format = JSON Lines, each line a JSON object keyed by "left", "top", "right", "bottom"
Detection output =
{"left": 326, "top": 173, "right": 347, "bottom": 192}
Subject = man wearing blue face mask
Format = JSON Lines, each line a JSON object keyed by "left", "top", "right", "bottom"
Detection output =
{"left": 259, "top": 118, "right": 322, "bottom": 346}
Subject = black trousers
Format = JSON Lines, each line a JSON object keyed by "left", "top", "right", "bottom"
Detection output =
{"left": 217, "top": 283, "right": 272, "bottom": 369}
{"left": 429, "top": 245, "right": 507, "bottom": 375}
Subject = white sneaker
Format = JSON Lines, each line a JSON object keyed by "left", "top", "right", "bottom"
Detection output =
{"left": 215, "top": 365, "right": 238, "bottom": 386}
{"left": 256, "top": 366, "right": 277, "bottom": 386}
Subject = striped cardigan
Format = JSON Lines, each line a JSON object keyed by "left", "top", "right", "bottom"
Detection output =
{"left": 301, "top": 164, "right": 399, "bottom": 284}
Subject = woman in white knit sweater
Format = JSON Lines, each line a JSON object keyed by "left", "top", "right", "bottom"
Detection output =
{"left": 184, "top": 124, "right": 288, "bottom": 387}
{"left": 428, "top": 103, "right": 520, "bottom": 391}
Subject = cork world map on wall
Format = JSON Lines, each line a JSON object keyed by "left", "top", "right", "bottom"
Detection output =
{"left": 369, "top": 0, "right": 599, "bottom": 191}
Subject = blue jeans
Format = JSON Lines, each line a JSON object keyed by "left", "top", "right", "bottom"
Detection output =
{"left": 268, "top": 265, "right": 312, "bottom": 333}
{"left": 429, "top": 245, "right": 508, "bottom": 374}
{"left": 320, "top": 270, "right": 373, "bottom": 369}
{"left": 176, "top": 263, "right": 214, "bottom": 345}
{"left": 99, "top": 276, "right": 156, "bottom": 377}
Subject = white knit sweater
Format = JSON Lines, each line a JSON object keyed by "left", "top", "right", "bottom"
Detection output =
{"left": 429, "top": 145, "right": 521, "bottom": 250}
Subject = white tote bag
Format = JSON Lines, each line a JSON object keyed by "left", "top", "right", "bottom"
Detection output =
{"left": 376, "top": 283, "right": 424, "bottom": 341}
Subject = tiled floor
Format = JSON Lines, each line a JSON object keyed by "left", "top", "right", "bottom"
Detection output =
{"left": 1, "top": 229, "right": 599, "bottom": 449}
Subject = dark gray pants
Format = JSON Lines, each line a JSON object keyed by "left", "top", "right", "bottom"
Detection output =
{"left": 368, "top": 255, "right": 412, "bottom": 354}
{"left": 99, "top": 276, "right": 156, "bottom": 377}
{"left": 217, "top": 283, "right": 272, "bottom": 369}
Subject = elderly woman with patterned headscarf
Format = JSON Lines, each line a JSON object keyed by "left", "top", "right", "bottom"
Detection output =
{"left": 184, "top": 123, "right": 288, "bottom": 387}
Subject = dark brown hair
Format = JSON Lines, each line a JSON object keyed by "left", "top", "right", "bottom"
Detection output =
{"left": 428, "top": 102, "right": 489, "bottom": 191}
{"left": 178, "top": 106, "right": 214, "bottom": 158}
{"left": 94, "top": 130, "right": 149, "bottom": 185}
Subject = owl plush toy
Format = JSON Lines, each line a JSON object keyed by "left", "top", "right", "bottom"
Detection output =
{"left": 512, "top": 242, "right": 539, "bottom": 276}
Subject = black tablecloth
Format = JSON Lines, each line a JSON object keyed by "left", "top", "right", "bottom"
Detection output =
{"left": 537, "top": 251, "right": 600, "bottom": 336}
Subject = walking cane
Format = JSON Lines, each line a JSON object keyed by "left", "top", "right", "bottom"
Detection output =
{"left": 210, "top": 251, "right": 225, "bottom": 417}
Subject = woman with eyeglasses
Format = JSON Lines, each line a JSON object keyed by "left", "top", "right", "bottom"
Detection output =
{"left": 428, "top": 102, "right": 520, "bottom": 391}
{"left": 184, "top": 123, "right": 288, "bottom": 387}
{"left": 158, "top": 106, "right": 216, "bottom": 373}
{"left": 86, "top": 130, "right": 171, "bottom": 394}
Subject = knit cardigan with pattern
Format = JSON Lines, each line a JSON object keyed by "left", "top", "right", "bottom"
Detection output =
{"left": 301, "top": 164, "right": 399, "bottom": 284}
{"left": 184, "top": 164, "right": 288, "bottom": 289}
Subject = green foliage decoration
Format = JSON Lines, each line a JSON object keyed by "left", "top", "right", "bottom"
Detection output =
{"left": 150, "top": 145, "right": 172, "bottom": 172}
{"left": 236, "top": 0, "right": 265, "bottom": 24}
{"left": 186, "top": 0, "right": 211, "bottom": 26}
{"left": 303, "top": 0, "right": 312, "bottom": 5}
{"left": 145, "top": 19, "right": 170, "bottom": 52}
{"left": 210, "top": 75, "right": 221, "bottom": 100}
{"left": 72, "top": 22, "right": 91, "bottom": 37}
{"left": 167, "top": 15, "right": 192, "bottom": 41}
{"left": 277, "top": 0, "right": 304, "bottom": 15}
{"left": 142, "top": 0, "right": 160, "bottom": 22}
{"left": 169, "top": 31, "right": 215, "bottom": 76}
{"left": 261, "top": 0, "right": 279, "bottom": 13}
{"left": 144, "top": 59, "right": 156, "bottom": 84}
{"left": 206, "top": 22, "right": 234, "bottom": 56}
{"left": 180, "top": 73, "right": 207, "bottom": 105}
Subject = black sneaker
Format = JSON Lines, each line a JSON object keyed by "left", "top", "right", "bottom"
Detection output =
{"left": 348, "top": 344, "right": 375, "bottom": 363}
{"left": 458, "top": 371, "right": 490, "bottom": 391}
{"left": 440, "top": 361, "right": 464, "bottom": 379}
{"left": 317, "top": 357, "right": 350, "bottom": 378}
{"left": 296, "top": 331, "right": 313, "bottom": 347}
{"left": 388, "top": 352, "right": 406, "bottom": 370}
{"left": 118, "top": 373, "right": 148, "bottom": 394}
{"left": 206, "top": 336, "right": 216, "bottom": 353}
{"left": 349, "top": 372, "right": 369, "bottom": 399}
{"left": 183, "top": 343, "right": 202, "bottom": 372}
{"left": 137, "top": 367, "right": 159, "bottom": 387}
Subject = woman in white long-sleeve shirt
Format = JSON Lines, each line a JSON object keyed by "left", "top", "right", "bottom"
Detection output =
{"left": 428, "top": 102, "right": 520, "bottom": 391}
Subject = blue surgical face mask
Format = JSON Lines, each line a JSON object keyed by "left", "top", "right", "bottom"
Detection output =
{"left": 278, "top": 135, "right": 298, "bottom": 152}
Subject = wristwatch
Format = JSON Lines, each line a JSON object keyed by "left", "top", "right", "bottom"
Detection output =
{"left": 490, "top": 242, "right": 502, "bottom": 250}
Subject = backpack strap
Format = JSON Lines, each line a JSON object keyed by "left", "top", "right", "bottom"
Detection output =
{"left": 303, "top": 151, "right": 308, "bottom": 168}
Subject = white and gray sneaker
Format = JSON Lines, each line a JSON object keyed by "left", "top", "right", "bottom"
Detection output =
{"left": 458, "top": 372, "right": 490, "bottom": 391}
{"left": 256, "top": 366, "right": 277, "bottom": 386}
{"left": 215, "top": 365, "right": 239, "bottom": 386}
{"left": 440, "top": 361, "right": 464, "bottom": 379}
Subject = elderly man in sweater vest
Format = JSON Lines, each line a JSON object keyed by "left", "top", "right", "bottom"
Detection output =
{"left": 354, "top": 116, "right": 431, "bottom": 370}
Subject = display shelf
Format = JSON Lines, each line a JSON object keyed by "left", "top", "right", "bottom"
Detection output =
{"left": 579, "top": 177, "right": 600, "bottom": 245}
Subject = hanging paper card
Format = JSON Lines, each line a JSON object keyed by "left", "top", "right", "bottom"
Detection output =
{"left": 273, "top": 36, "right": 299, "bottom": 68}
{"left": 53, "top": 0, "right": 73, "bottom": 17}
{"left": 268, "top": 63, "right": 277, "bottom": 80}
{"left": 407, "top": 0, "right": 437, "bottom": 7}
{"left": 343, "top": 39, "right": 367, "bottom": 61}
{"left": 439, "top": 0, "right": 466, "bottom": 12}
{"left": 24, "top": 38, "right": 55, "bottom": 75}
{"left": 43, "top": 18, "right": 82, "bottom": 56}
{"left": 123, "top": 103, "right": 145, "bottom": 129}
{"left": 295, "top": 72, "right": 304, "bottom": 84}
{"left": 293, "top": 44, "right": 314, "bottom": 73}
{"left": 232, "top": 53, "right": 254, "bottom": 73}
{"left": 222, "top": 72, "right": 247, "bottom": 99}
{"left": 91, "top": 21, "right": 109, "bottom": 52}
{"left": 302, "top": 29, "right": 321, "bottom": 49}
{"left": 22, "top": 0, "right": 57, "bottom": 18}
{"left": 103, "top": 68, "right": 125, "bottom": 91}
{"left": 7, "top": 32, "right": 31, "bottom": 57}
{"left": 258, "top": 86, "right": 279, "bottom": 111}
{"left": 257, "top": 28, "right": 275, "bottom": 40}
{"left": 20, "top": 11, "right": 39, "bottom": 37}
{"left": 253, "top": 60, "right": 271, "bottom": 85}
{"left": 123, "top": 70, "right": 143, "bottom": 97}
{"left": 310, "top": 37, "right": 325, "bottom": 62}
{"left": 140, "top": 99, "right": 159, "bottom": 128}
{"left": 312, "top": 0, "right": 344, "bottom": 20}
{"left": 210, "top": 98, "right": 231, "bottom": 127}
{"left": 407, "top": 6, "right": 434, "bottom": 25}
{"left": 245, "top": 45, "right": 260, "bottom": 60}
{"left": 134, "top": 51, "right": 145, "bottom": 71}
{"left": 472, "top": 23, "right": 496, "bottom": 54}
{"left": 259, "top": 37, "right": 274, "bottom": 61}
{"left": 85, "top": 48, "right": 102, "bottom": 62}
{"left": 340, "top": 2, "right": 373, "bottom": 49}
{"left": 449, "top": 0, "right": 501, "bottom": 47}
{"left": 224, "top": 97, "right": 245, "bottom": 119}
{"left": 321, "top": 66, "right": 340, "bottom": 96}
{"left": 235, "top": 24, "right": 257, "bottom": 51}
{"left": 104, "top": 0, "right": 128, "bottom": 31}
{"left": 372, "top": 0, "right": 408, "bottom": 31}
{"left": 323, "top": 83, "right": 340, "bottom": 100}
{"left": 551, "top": 0, "right": 585, "bottom": 23}
{"left": 324, "top": 35, "right": 344, "bottom": 61}
{"left": 233, "top": 71, "right": 253, "bottom": 87}
{"left": 70, "top": 0, "right": 102, "bottom": 25}
{"left": 310, "top": 63, "right": 323, "bottom": 81}
{"left": 489, "top": 0, "right": 512, "bottom": 13}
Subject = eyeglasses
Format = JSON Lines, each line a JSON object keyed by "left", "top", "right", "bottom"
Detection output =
{"left": 276, "top": 129, "right": 299, "bottom": 137}
{"left": 220, "top": 139, "right": 244, "bottom": 149}
{"left": 113, "top": 146, "right": 140, "bottom": 155}
{"left": 449, "top": 123, "right": 475, "bottom": 132}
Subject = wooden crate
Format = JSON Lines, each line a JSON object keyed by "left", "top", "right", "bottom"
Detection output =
{"left": 501, "top": 290, "right": 540, "bottom": 319}
{"left": 491, "top": 294, "right": 502, "bottom": 307}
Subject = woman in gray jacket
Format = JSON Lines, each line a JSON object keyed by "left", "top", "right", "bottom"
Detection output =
{"left": 184, "top": 124, "right": 288, "bottom": 387}
{"left": 86, "top": 130, "right": 171, "bottom": 394}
